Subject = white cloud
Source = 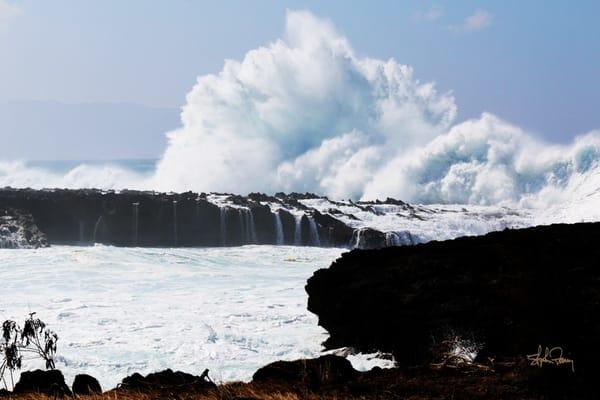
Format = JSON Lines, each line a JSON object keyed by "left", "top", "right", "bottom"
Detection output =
{"left": 448, "top": 9, "right": 492, "bottom": 33}
{"left": 0, "top": 0, "right": 21, "bottom": 30}
{"left": 414, "top": 5, "right": 443, "bottom": 22}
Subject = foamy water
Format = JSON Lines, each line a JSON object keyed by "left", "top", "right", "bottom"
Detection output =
{"left": 0, "top": 245, "right": 360, "bottom": 389}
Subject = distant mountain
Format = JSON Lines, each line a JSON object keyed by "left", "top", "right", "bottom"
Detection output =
{"left": 0, "top": 100, "right": 180, "bottom": 160}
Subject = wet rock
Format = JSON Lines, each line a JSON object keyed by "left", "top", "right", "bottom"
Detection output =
{"left": 13, "top": 369, "right": 72, "bottom": 396}
{"left": 0, "top": 208, "right": 48, "bottom": 248}
{"left": 350, "top": 227, "right": 387, "bottom": 249}
{"left": 252, "top": 355, "right": 357, "bottom": 389}
{"left": 72, "top": 373, "right": 102, "bottom": 395}
{"left": 0, "top": 188, "right": 372, "bottom": 248}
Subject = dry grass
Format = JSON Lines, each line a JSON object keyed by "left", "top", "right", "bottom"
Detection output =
{"left": 2, "top": 383, "right": 348, "bottom": 400}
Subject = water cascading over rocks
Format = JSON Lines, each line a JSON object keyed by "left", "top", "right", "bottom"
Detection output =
{"left": 172, "top": 200, "right": 178, "bottom": 246}
{"left": 220, "top": 207, "right": 228, "bottom": 246}
{"left": 0, "top": 188, "right": 532, "bottom": 248}
{"left": 132, "top": 202, "right": 139, "bottom": 246}
{"left": 294, "top": 214, "right": 303, "bottom": 246}
{"left": 274, "top": 211, "right": 285, "bottom": 245}
{"left": 308, "top": 216, "right": 321, "bottom": 246}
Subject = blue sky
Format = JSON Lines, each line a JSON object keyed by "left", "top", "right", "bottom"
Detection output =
{"left": 0, "top": 0, "right": 598, "bottom": 159}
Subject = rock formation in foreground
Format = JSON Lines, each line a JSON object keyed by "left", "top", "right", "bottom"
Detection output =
{"left": 0, "top": 208, "right": 48, "bottom": 248}
{"left": 0, "top": 188, "right": 529, "bottom": 248}
{"left": 306, "top": 222, "right": 600, "bottom": 387}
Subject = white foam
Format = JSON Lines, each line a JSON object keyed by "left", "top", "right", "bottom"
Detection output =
{"left": 299, "top": 198, "right": 533, "bottom": 244}
{"left": 0, "top": 245, "right": 343, "bottom": 389}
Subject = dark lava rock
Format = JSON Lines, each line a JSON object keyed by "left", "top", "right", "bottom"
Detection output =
{"left": 0, "top": 188, "right": 364, "bottom": 247}
{"left": 252, "top": 355, "right": 357, "bottom": 389}
{"left": 0, "top": 208, "right": 48, "bottom": 248}
{"left": 350, "top": 227, "right": 387, "bottom": 249}
{"left": 13, "top": 369, "right": 72, "bottom": 396}
{"left": 118, "top": 369, "right": 216, "bottom": 393}
{"left": 72, "top": 374, "right": 102, "bottom": 395}
{"left": 306, "top": 222, "right": 600, "bottom": 383}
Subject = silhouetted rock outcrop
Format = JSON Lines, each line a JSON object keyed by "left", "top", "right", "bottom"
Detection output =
{"left": 72, "top": 373, "right": 102, "bottom": 395}
{"left": 13, "top": 369, "right": 71, "bottom": 396}
{"left": 118, "top": 369, "right": 216, "bottom": 393}
{"left": 306, "top": 222, "right": 600, "bottom": 385}
{"left": 253, "top": 355, "right": 357, "bottom": 389}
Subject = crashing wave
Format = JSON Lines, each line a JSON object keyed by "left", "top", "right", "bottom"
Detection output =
{"left": 0, "top": 11, "right": 599, "bottom": 223}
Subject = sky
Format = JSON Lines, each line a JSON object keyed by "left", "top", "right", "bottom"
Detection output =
{"left": 0, "top": 0, "right": 599, "bottom": 160}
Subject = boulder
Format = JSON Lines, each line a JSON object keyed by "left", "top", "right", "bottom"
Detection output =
{"left": 13, "top": 369, "right": 71, "bottom": 396}
{"left": 72, "top": 373, "right": 102, "bottom": 395}
{"left": 119, "top": 369, "right": 215, "bottom": 393}
{"left": 0, "top": 208, "right": 48, "bottom": 248}
{"left": 252, "top": 355, "right": 357, "bottom": 389}
{"left": 306, "top": 222, "right": 600, "bottom": 381}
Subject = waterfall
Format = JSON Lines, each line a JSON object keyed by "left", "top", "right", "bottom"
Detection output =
{"left": 172, "top": 200, "right": 178, "bottom": 246}
{"left": 352, "top": 228, "right": 364, "bottom": 249}
{"left": 238, "top": 209, "right": 246, "bottom": 244}
{"left": 308, "top": 216, "right": 321, "bottom": 246}
{"left": 386, "top": 231, "right": 415, "bottom": 246}
{"left": 238, "top": 208, "right": 257, "bottom": 244}
{"left": 92, "top": 216, "right": 103, "bottom": 244}
{"left": 220, "top": 207, "right": 227, "bottom": 246}
{"left": 294, "top": 214, "right": 303, "bottom": 246}
{"left": 274, "top": 211, "right": 284, "bottom": 245}
{"left": 385, "top": 232, "right": 397, "bottom": 247}
{"left": 132, "top": 202, "right": 139, "bottom": 246}
{"left": 248, "top": 209, "right": 258, "bottom": 243}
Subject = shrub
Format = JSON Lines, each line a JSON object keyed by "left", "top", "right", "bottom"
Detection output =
{"left": 0, "top": 313, "right": 58, "bottom": 390}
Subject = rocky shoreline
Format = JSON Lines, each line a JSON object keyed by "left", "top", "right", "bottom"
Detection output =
{"left": 1, "top": 221, "right": 596, "bottom": 398}
{"left": 0, "top": 188, "right": 530, "bottom": 249}
{"left": 306, "top": 221, "right": 600, "bottom": 398}
{"left": 0, "top": 354, "right": 585, "bottom": 399}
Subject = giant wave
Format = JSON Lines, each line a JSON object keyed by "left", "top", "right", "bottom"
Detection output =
{"left": 1, "top": 10, "right": 599, "bottom": 222}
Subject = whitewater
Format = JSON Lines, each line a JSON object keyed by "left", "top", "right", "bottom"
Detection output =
{"left": 0, "top": 245, "right": 395, "bottom": 389}
{"left": 1, "top": 8, "right": 600, "bottom": 392}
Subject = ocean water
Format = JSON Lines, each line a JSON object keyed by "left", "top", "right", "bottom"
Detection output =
{"left": 27, "top": 159, "right": 157, "bottom": 175}
{"left": 0, "top": 245, "right": 377, "bottom": 389}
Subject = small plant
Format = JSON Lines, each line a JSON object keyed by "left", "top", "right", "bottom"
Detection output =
{"left": 430, "top": 328, "right": 484, "bottom": 368}
{"left": 0, "top": 313, "right": 58, "bottom": 390}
